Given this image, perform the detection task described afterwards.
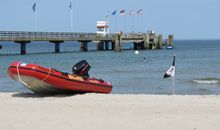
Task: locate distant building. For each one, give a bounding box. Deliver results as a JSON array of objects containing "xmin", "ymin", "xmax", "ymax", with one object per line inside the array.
[{"xmin": 96, "ymin": 21, "xmax": 109, "ymax": 36}]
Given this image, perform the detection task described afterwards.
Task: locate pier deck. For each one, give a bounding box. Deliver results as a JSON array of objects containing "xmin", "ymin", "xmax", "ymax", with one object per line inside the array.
[{"xmin": 0, "ymin": 31, "xmax": 174, "ymax": 54}]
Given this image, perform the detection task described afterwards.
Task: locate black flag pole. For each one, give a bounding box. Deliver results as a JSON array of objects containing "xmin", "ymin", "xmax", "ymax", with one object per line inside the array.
[
  {"xmin": 172, "ymin": 55, "xmax": 176, "ymax": 95},
  {"xmin": 164, "ymin": 55, "xmax": 176, "ymax": 95}
]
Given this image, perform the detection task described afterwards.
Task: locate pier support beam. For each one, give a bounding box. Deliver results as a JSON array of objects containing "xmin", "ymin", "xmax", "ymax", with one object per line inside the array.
[
  {"xmin": 167, "ymin": 34, "xmax": 174, "ymax": 47},
  {"xmin": 111, "ymin": 42, "xmax": 115, "ymax": 50},
  {"xmin": 151, "ymin": 34, "xmax": 156, "ymax": 50},
  {"xmin": 96, "ymin": 42, "xmax": 104, "ymax": 51},
  {"xmin": 0, "ymin": 45, "xmax": 2, "ymax": 49},
  {"xmin": 146, "ymin": 32, "xmax": 156, "ymax": 50},
  {"xmin": 144, "ymin": 33, "xmax": 150, "ymax": 50},
  {"xmin": 134, "ymin": 42, "xmax": 145, "ymax": 50},
  {"xmin": 55, "ymin": 43, "xmax": 60, "ymax": 53},
  {"xmin": 50, "ymin": 41, "xmax": 64, "ymax": 53},
  {"xmin": 20, "ymin": 43, "xmax": 27, "ymax": 55},
  {"xmin": 79, "ymin": 41, "xmax": 88, "ymax": 51},
  {"xmin": 15, "ymin": 41, "xmax": 30, "ymax": 55},
  {"xmin": 154, "ymin": 38, "xmax": 159, "ymax": 49},
  {"xmin": 158, "ymin": 35, "xmax": 163, "ymax": 49},
  {"xmin": 104, "ymin": 41, "xmax": 109, "ymax": 50},
  {"xmin": 140, "ymin": 42, "xmax": 145, "ymax": 50},
  {"xmin": 133, "ymin": 42, "xmax": 138, "ymax": 50},
  {"xmin": 114, "ymin": 33, "xmax": 122, "ymax": 52},
  {"xmin": 114, "ymin": 40, "xmax": 122, "ymax": 52}
]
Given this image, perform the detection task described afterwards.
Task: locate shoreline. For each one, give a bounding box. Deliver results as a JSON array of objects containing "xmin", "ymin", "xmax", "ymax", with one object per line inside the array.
[{"xmin": 1, "ymin": 93, "xmax": 220, "ymax": 130}]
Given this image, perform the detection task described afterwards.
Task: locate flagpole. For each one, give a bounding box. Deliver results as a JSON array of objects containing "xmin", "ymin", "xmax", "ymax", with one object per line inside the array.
[
  {"xmin": 141, "ymin": 15, "xmax": 143, "ymax": 32},
  {"xmin": 132, "ymin": 15, "xmax": 134, "ymax": 33},
  {"xmin": 105, "ymin": 13, "xmax": 109, "ymax": 32},
  {"xmin": 129, "ymin": 10, "xmax": 134, "ymax": 33},
  {"xmin": 172, "ymin": 55, "xmax": 176, "ymax": 95},
  {"xmin": 71, "ymin": 8, "xmax": 73, "ymax": 32},
  {"xmin": 124, "ymin": 16, "xmax": 126, "ymax": 33},
  {"xmin": 172, "ymin": 76, "xmax": 175, "ymax": 95},
  {"xmin": 137, "ymin": 9, "xmax": 143, "ymax": 32},
  {"xmin": 111, "ymin": 10, "xmax": 117, "ymax": 33},
  {"xmin": 120, "ymin": 9, "xmax": 126, "ymax": 33},
  {"xmin": 34, "ymin": 12, "xmax": 37, "ymax": 32},
  {"xmin": 115, "ymin": 15, "xmax": 117, "ymax": 32},
  {"xmin": 139, "ymin": 15, "xmax": 143, "ymax": 32},
  {"xmin": 70, "ymin": 0, "xmax": 73, "ymax": 32}
]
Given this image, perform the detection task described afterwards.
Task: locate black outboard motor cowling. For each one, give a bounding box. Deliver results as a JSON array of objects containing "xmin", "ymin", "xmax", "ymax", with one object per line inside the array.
[{"xmin": 72, "ymin": 60, "xmax": 91, "ymax": 77}]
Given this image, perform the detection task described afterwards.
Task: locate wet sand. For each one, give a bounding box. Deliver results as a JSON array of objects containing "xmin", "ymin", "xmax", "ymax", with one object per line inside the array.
[{"xmin": 1, "ymin": 93, "xmax": 220, "ymax": 130}]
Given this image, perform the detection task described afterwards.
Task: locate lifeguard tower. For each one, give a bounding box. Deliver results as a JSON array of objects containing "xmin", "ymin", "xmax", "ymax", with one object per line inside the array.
[{"xmin": 96, "ymin": 21, "xmax": 109, "ymax": 36}]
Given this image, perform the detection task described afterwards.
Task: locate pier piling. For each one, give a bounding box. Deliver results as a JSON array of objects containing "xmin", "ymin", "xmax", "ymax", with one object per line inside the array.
[
  {"xmin": 133, "ymin": 42, "xmax": 138, "ymax": 50},
  {"xmin": 104, "ymin": 41, "xmax": 109, "ymax": 50},
  {"xmin": 134, "ymin": 42, "xmax": 145, "ymax": 50},
  {"xmin": 158, "ymin": 35, "xmax": 163, "ymax": 49},
  {"xmin": 50, "ymin": 41, "xmax": 64, "ymax": 53},
  {"xmin": 15, "ymin": 41, "xmax": 30, "ymax": 55},
  {"xmin": 167, "ymin": 35, "xmax": 174, "ymax": 47},
  {"xmin": 111, "ymin": 42, "xmax": 115, "ymax": 50},
  {"xmin": 144, "ymin": 33, "xmax": 150, "ymax": 49},
  {"xmin": 114, "ymin": 33, "xmax": 122, "ymax": 52},
  {"xmin": 79, "ymin": 41, "xmax": 88, "ymax": 51},
  {"xmin": 96, "ymin": 42, "xmax": 104, "ymax": 51}
]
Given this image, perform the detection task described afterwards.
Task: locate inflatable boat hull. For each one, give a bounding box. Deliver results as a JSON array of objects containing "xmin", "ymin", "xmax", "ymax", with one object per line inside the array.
[{"xmin": 8, "ymin": 62, "xmax": 112, "ymax": 94}]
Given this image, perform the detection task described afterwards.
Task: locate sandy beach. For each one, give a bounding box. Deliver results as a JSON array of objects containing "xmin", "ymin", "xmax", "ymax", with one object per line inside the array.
[{"xmin": 1, "ymin": 93, "xmax": 220, "ymax": 130}]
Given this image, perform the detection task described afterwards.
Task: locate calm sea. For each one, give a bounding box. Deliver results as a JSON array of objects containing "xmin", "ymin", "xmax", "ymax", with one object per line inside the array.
[{"xmin": 1, "ymin": 40, "xmax": 220, "ymax": 95}]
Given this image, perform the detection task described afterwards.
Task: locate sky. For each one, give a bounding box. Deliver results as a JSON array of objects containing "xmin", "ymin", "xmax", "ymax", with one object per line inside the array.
[{"xmin": 0, "ymin": 0, "xmax": 219, "ymax": 40}]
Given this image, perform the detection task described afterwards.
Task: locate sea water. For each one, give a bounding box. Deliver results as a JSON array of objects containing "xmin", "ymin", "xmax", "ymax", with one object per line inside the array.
[{"xmin": 1, "ymin": 40, "xmax": 220, "ymax": 95}]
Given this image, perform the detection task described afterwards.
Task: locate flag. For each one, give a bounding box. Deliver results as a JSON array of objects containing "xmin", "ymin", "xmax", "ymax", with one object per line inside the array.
[
  {"xmin": 164, "ymin": 55, "xmax": 175, "ymax": 78},
  {"xmin": 32, "ymin": 2, "xmax": 36, "ymax": 12},
  {"xmin": 112, "ymin": 10, "xmax": 116, "ymax": 15},
  {"xmin": 120, "ymin": 9, "xmax": 125, "ymax": 16},
  {"xmin": 129, "ymin": 10, "xmax": 134, "ymax": 16},
  {"xmin": 69, "ymin": 1, "xmax": 72, "ymax": 9},
  {"xmin": 137, "ymin": 9, "xmax": 143, "ymax": 15}
]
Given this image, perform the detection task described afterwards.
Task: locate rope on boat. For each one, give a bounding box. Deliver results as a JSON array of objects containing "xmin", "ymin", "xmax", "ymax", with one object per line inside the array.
[
  {"xmin": 16, "ymin": 62, "xmax": 32, "ymax": 89},
  {"xmin": 40, "ymin": 68, "xmax": 51, "ymax": 82},
  {"xmin": 16, "ymin": 62, "xmax": 51, "ymax": 89}
]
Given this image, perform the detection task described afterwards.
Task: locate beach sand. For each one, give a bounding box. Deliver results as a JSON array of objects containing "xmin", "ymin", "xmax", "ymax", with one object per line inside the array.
[{"xmin": 1, "ymin": 93, "xmax": 220, "ymax": 130}]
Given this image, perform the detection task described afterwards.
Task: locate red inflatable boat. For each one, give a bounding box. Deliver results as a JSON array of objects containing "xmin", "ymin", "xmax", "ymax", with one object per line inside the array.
[{"xmin": 8, "ymin": 61, "xmax": 112, "ymax": 94}]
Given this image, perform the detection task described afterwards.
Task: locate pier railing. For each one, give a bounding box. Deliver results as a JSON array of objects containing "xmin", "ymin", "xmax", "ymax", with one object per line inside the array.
[
  {"xmin": 0, "ymin": 31, "xmax": 112, "ymax": 41},
  {"xmin": 0, "ymin": 31, "xmax": 150, "ymax": 42}
]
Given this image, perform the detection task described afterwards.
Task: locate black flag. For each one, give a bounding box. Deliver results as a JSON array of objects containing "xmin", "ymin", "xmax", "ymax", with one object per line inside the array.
[
  {"xmin": 164, "ymin": 56, "xmax": 175, "ymax": 78},
  {"xmin": 32, "ymin": 2, "xmax": 36, "ymax": 12}
]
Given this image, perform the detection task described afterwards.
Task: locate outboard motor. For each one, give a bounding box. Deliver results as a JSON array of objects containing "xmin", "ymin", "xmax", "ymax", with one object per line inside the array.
[{"xmin": 72, "ymin": 60, "xmax": 91, "ymax": 77}]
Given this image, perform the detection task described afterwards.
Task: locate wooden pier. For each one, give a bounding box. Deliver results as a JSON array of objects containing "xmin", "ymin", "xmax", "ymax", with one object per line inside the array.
[{"xmin": 0, "ymin": 31, "xmax": 174, "ymax": 54}]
